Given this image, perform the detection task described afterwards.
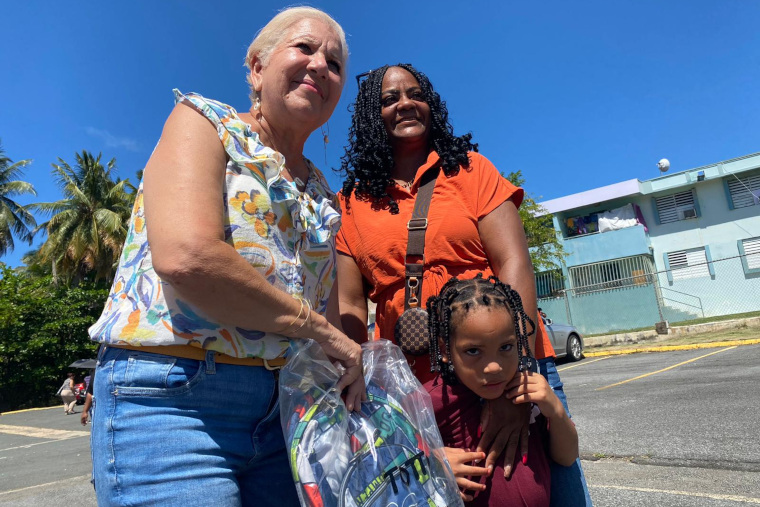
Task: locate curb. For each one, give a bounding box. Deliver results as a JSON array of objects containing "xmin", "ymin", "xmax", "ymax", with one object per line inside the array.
[
  {"xmin": 585, "ymin": 338, "xmax": 760, "ymax": 357},
  {"xmin": 583, "ymin": 317, "xmax": 760, "ymax": 348},
  {"xmin": 0, "ymin": 406, "xmax": 59, "ymax": 416}
]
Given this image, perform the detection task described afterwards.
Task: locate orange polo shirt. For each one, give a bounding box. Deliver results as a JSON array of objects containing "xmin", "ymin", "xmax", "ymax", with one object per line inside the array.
[{"xmin": 337, "ymin": 151, "xmax": 555, "ymax": 383}]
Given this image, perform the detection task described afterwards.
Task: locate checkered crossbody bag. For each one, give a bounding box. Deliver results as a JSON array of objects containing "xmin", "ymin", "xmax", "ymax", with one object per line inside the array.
[{"xmin": 394, "ymin": 167, "xmax": 440, "ymax": 356}]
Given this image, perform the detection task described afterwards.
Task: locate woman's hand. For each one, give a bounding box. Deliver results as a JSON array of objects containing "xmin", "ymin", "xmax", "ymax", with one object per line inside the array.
[
  {"xmin": 477, "ymin": 395, "xmax": 530, "ymax": 478},
  {"xmin": 443, "ymin": 447, "xmax": 490, "ymax": 502},
  {"xmin": 313, "ymin": 327, "xmax": 366, "ymax": 412},
  {"xmin": 505, "ymin": 371, "xmax": 564, "ymax": 421}
]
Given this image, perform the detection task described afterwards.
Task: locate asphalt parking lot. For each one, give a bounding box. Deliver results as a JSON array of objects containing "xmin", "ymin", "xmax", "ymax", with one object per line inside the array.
[
  {"xmin": 1, "ymin": 342, "xmax": 759, "ymax": 506},
  {"xmin": 561, "ymin": 343, "xmax": 760, "ymax": 506}
]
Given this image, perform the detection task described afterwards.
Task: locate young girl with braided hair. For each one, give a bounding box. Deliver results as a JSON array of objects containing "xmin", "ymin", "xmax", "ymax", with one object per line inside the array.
[{"xmin": 425, "ymin": 274, "xmax": 578, "ymax": 505}]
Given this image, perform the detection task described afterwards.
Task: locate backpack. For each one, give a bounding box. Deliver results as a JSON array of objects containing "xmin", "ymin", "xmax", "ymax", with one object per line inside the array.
[{"xmin": 280, "ymin": 340, "xmax": 462, "ymax": 507}]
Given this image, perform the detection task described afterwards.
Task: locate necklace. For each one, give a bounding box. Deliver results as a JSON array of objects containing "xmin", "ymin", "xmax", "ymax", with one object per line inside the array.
[
  {"xmin": 395, "ymin": 178, "xmax": 414, "ymax": 190},
  {"xmin": 286, "ymin": 157, "xmax": 310, "ymax": 192}
]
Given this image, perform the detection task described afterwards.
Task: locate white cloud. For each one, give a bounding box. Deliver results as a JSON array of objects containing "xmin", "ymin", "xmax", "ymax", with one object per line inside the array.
[{"xmin": 85, "ymin": 127, "xmax": 139, "ymax": 152}]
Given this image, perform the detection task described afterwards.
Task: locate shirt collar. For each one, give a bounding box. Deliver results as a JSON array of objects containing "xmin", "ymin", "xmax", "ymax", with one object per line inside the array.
[{"xmin": 390, "ymin": 150, "xmax": 441, "ymax": 196}]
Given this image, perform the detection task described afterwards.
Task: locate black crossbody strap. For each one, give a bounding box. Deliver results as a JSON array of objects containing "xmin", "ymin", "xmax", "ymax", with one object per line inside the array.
[{"xmin": 403, "ymin": 167, "xmax": 440, "ymax": 310}]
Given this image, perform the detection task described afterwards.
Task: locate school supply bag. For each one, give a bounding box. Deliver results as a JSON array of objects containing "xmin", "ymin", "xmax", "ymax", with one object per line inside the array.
[{"xmin": 279, "ymin": 339, "xmax": 462, "ymax": 507}]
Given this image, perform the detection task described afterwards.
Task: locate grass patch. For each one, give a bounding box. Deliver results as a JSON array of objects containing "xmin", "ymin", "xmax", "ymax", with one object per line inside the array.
[
  {"xmin": 584, "ymin": 326, "xmax": 653, "ymax": 338},
  {"xmin": 587, "ymin": 326, "xmax": 760, "ymax": 354},
  {"xmin": 583, "ymin": 311, "xmax": 760, "ymax": 338},
  {"xmin": 669, "ymin": 310, "xmax": 760, "ymax": 327}
]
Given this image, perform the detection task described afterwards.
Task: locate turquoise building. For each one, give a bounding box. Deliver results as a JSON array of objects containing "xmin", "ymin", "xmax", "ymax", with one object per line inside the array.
[{"xmin": 535, "ymin": 152, "xmax": 760, "ymax": 335}]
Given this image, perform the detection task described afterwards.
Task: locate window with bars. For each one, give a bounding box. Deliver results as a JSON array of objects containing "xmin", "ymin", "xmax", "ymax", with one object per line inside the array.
[
  {"xmin": 653, "ymin": 190, "xmax": 699, "ymax": 224},
  {"xmin": 726, "ymin": 172, "xmax": 760, "ymax": 209},
  {"xmin": 535, "ymin": 269, "xmax": 565, "ymax": 298},
  {"xmin": 568, "ymin": 255, "xmax": 655, "ymax": 294},
  {"xmin": 738, "ymin": 237, "xmax": 760, "ymax": 274},
  {"xmin": 665, "ymin": 248, "xmax": 712, "ymax": 281}
]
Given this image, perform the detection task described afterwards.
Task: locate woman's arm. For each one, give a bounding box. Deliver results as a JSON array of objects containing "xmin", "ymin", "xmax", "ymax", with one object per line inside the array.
[
  {"xmin": 337, "ymin": 253, "xmax": 370, "ymax": 344},
  {"xmin": 143, "ymin": 102, "xmax": 363, "ymax": 400},
  {"xmin": 145, "ymin": 102, "xmax": 314, "ymax": 336},
  {"xmin": 478, "ymin": 198, "xmax": 538, "ymax": 352},
  {"xmin": 475, "ymin": 197, "xmax": 538, "ymax": 475},
  {"xmin": 80, "ymin": 394, "xmax": 93, "ymax": 426}
]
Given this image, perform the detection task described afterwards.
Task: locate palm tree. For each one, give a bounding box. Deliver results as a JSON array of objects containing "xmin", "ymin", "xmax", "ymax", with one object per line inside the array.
[
  {"xmin": 0, "ymin": 141, "xmax": 37, "ymax": 257},
  {"xmin": 17, "ymin": 247, "xmax": 52, "ymax": 278},
  {"xmin": 30, "ymin": 151, "xmax": 134, "ymax": 284}
]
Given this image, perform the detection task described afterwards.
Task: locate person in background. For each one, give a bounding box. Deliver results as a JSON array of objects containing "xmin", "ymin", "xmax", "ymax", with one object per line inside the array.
[
  {"xmin": 80, "ymin": 369, "xmax": 94, "ymax": 426},
  {"xmin": 88, "ymin": 7, "xmax": 362, "ymax": 506},
  {"xmin": 57, "ymin": 372, "xmax": 77, "ymax": 415}
]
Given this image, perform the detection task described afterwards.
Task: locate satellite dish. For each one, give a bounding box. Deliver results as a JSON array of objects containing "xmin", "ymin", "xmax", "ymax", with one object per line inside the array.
[{"xmin": 657, "ymin": 159, "xmax": 670, "ymax": 172}]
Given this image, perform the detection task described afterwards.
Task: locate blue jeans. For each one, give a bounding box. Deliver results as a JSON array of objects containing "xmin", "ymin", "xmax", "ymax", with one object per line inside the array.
[
  {"xmin": 539, "ymin": 357, "xmax": 593, "ymax": 507},
  {"xmin": 92, "ymin": 346, "xmax": 300, "ymax": 507}
]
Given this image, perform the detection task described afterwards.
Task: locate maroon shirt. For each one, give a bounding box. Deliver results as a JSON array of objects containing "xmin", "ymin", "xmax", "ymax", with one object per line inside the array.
[{"xmin": 426, "ymin": 377, "xmax": 551, "ymax": 506}]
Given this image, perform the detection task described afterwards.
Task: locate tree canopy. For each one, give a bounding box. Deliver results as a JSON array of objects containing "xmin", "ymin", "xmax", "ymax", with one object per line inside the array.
[
  {"xmin": 29, "ymin": 151, "xmax": 134, "ymax": 284},
  {"xmin": 0, "ymin": 264, "xmax": 106, "ymax": 411},
  {"xmin": 0, "ymin": 141, "xmax": 36, "ymax": 257},
  {"xmin": 504, "ymin": 170, "xmax": 566, "ymax": 272}
]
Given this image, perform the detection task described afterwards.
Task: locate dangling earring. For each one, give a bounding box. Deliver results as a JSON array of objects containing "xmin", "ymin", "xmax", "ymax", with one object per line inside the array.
[
  {"xmin": 253, "ymin": 94, "xmax": 261, "ymax": 111},
  {"xmin": 321, "ymin": 122, "xmax": 330, "ymax": 164}
]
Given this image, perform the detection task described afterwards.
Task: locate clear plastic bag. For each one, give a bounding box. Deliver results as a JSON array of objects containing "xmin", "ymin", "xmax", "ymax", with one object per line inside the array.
[{"xmin": 280, "ymin": 339, "xmax": 463, "ymax": 507}]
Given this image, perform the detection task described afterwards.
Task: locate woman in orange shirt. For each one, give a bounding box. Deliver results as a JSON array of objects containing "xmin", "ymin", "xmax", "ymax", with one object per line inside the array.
[{"xmin": 337, "ymin": 63, "xmax": 591, "ymax": 505}]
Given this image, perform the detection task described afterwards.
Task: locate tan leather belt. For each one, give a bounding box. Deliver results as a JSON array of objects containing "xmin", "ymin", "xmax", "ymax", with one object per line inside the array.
[{"xmin": 109, "ymin": 344, "xmax": 287, "ymax": 370}]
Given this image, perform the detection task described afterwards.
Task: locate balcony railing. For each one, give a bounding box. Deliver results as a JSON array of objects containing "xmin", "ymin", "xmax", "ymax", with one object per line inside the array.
[{"xmin": 563, "ymin": 224, "xmax": 651, "ymax": 266}]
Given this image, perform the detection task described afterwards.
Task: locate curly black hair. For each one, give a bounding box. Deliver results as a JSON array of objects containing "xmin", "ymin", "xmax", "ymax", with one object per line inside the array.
[
  {"xmin": 340, "ymin": 63, "xmax": 478, "ymax": 214},
  {"xmin": 427, "ymin": 274, "xmax": 536, "ymax": 385}
]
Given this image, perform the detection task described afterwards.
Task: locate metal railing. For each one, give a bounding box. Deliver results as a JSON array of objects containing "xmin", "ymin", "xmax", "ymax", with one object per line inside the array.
[
  {"xmin": 659, "ymin": 286, "xmax": 704, "ymax": 319},
  {"xmin": 537, "ymin": 253, "xmax": 759, "ymax": 335}
]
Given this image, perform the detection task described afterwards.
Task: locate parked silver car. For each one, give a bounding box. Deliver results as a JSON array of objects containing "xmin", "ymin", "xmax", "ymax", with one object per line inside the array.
[{"xmin": 541, "ymin": 313, "xmax": 584, "ymax": 361}]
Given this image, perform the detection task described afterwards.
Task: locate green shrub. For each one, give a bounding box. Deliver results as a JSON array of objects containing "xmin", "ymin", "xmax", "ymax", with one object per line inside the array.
[{"xmin": 0, "ymin": 265, "xmax": 107, "ymax": 411}]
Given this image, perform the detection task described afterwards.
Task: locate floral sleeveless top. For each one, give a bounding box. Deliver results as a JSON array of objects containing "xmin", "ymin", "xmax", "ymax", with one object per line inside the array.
[{"xmin": 88, "ymin": 90, "xmax": 341, "ymax": 359}]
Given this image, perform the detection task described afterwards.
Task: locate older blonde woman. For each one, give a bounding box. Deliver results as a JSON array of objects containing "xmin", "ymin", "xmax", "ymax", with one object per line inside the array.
[{"xmin": 88, "ymin": 7, "xmax": 360, "ymax": 506}]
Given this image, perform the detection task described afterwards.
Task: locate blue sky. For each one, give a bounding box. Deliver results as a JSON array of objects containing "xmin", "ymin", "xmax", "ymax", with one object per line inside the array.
[{"xmin": 2, "ymin": 0, "xmax": 759, "ymax": 267}]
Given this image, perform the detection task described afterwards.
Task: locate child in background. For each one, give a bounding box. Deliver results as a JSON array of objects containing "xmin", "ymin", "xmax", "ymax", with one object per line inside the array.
[{"xmin": 425, "ymin": 274, "xmax": 579, "ymax": 505}]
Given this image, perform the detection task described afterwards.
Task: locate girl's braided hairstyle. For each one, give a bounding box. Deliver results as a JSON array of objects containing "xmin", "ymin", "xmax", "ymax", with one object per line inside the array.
[
  {"xmin": 340, "ymin": 63, "xmax": 478, "ymax": 214},
  {"xmin": 427, "ymin": 274, "xmax": 536, "ymax": 385}
]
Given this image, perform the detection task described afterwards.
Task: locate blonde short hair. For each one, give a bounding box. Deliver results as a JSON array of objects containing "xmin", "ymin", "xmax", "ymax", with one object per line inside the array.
[{"xmin": 244, "ymin": 6, "xmax": 348, "ymax": 105}]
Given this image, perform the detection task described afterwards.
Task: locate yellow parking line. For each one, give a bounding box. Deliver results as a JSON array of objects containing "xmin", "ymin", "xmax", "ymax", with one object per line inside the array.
[
  {"xmin": 1, "ymin": 406, "xmax": 59, "ymax": 415},
  {"xmin": 557, "ymin": 356, "xmax": 610, "ymax": 372},
  {"xmin": 596, "ymin": 346, "xmax": 736, "ymax": 391},
  {"xmin": 0, "ymin": 440, "xmax": 76, "ymax": 452},
  {"xmin": 585, "ymin": 338, "xmax": 760, "ymax": 357},
  {"xmin": 0, "ymin": 475, "xmax": 92, "ymax": 497},
  {"xmin": 591, "ymin": 484, "xmax": 760, "ymax": 503},
  {"xmin": 0, "ymin": 424, "xmax": 89, "ymax": 439}
]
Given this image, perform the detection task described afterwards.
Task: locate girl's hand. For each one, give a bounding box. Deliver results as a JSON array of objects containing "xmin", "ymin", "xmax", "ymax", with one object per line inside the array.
[
  {"xmin": 444, "ymin": 447, "xmax": 490, "ymax": 502},
  {"xmin": 506, "ymin": 372, "xmax": 580, "ymax": 467},
  {"xmin": 505, "ymin": 371, "xmax": 564, "ymax": 420}
]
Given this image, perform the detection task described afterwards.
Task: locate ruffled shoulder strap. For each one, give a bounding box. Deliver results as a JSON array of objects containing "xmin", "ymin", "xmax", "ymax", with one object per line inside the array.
[{"xmin": 173, "ymin": 89, "xmax": 276, "ymax": 186}]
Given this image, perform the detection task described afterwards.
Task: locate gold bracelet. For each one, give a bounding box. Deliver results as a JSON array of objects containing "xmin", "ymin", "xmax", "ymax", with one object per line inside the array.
[
  {"xmin": 281, "ymin": 298, "xmax": 305, "ymax": 334},
  {"xmin": 293, "ymin": 299, "xmax": 312, "ymax": 333}
]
